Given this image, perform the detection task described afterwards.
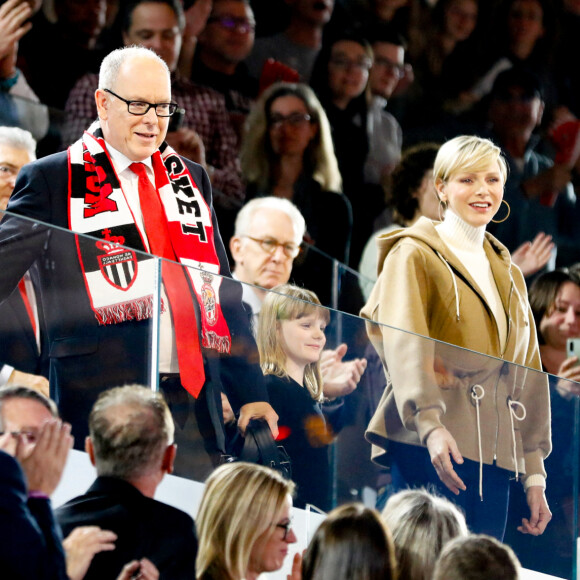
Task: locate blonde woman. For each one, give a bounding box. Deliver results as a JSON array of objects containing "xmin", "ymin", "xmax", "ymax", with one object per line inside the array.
[
  {"xmin": 196, "ymin": 462, "xmax": 296, "ymax": 580},
  {"xmin": 257, "ymin": 284, "xmax": 334, "ymax": 511},
  {"xmin": 363, "ymin": 135, "xmax": 551, "ymax": 539},
  {"xmin": 382, "ymin": 488, "xmax": 468, "ymax": 580}
]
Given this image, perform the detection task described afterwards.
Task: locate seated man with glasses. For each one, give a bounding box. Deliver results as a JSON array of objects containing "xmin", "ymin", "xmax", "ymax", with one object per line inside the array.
[
  {"xmin": 227, "ymin": 196, "xmax": 366, "ymax": 409},
  {"xmin": 229, "ymin": 196, "xmax": 306, "ymax": 328},
  {"xmin": 0, "ymin": 46, "xmax": 278, "ymax": 481}
]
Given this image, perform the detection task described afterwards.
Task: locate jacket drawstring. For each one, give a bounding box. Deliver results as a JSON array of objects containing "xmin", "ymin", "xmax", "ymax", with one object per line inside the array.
[
  {"xmin": 436, "ymin": 251, "xmax": 460, "ymax": 321},
  {"xmin": 507, "ymin": 397, "xmax": 526, "ymax": 481},
  {"xmin": 470, "ymin": 384, "xmax": 485, "ymax": 500}
]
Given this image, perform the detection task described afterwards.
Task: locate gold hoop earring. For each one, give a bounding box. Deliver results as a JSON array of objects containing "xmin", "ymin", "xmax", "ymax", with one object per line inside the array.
[
  {"xmin": 491, "ymin": 200, "xmax": 510, "ymax": 224},
  {"xmin": 438, "ymin": 199, "xmax": 447, "ymax": 222}
]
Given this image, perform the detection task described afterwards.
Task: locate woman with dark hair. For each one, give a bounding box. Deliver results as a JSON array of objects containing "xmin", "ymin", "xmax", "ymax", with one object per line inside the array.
[
  {"xmin": 240, "ymin": 81, "xmax": 351, "ymax": 305},
  {"xmin": 503, "ymin": 268, "xmax": 580, "ymax": 577},
  {"xmin": 358, "ymin": 142, "xmax": 440, "ymax": 300},
  {"xmin": 302, "ymin": 503, "xmax": 397, "ymax": 580}
]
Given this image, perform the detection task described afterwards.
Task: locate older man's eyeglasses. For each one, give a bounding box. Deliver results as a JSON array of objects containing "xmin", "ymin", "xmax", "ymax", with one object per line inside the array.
[
  {"xmin": 104, "ymin": 89, "xmax": 179, "ymax": 117},
  {"xmin": 243, "ymin": 235, "xmax": 301, "ymax": 258},
  {"xmin": 275, "ymin": 519, "xmax": 293, "ymax": 540}
]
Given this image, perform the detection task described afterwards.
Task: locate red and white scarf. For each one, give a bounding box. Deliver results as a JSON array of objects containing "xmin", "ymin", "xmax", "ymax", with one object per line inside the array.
[{"xmin": 67, "ymin": 121, "xmax": 231, "ymax": 354}]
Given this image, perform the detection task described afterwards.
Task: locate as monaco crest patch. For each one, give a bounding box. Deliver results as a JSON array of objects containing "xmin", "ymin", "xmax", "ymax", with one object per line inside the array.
[{"xmin": 96, "ymin": 237, "xmax": 138, "ymax": 291}]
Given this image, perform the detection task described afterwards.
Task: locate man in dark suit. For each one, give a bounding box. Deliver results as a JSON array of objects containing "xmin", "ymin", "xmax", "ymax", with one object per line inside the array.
[
  {"xmin": 0, "ymin": 45, "xmax": 277, "ymax": 481},
  {"xmin": 57, "ymin": 384, "xmax": 196, "ymax": 580},
  {"xmin": 0, "ymin": 126, "xmax": 48, "ymax": 395}
]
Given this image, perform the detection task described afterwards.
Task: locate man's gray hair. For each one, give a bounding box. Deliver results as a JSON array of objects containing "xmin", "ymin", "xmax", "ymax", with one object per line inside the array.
[
  {"xmin": 234, "ymin": 197, "xmax": 306, "ymax": 246},
  {"xmin": 0, "ymin": 127, "xmax": 36, "ymax": 160},
  {"xmin": 89, "ymin": 384, "xmax": 175, "ymax": 480},
  {"xmin": 98, "ymin": 46, "xmax": 170, "ymax": 90}
]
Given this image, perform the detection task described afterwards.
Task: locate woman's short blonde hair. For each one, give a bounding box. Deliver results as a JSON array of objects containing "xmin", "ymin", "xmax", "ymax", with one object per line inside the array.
[
  {"xmin": 381, "ymin": 488, "xmax": 469, "ymax": 580},
  {"xmin": 196, "ymin": 462, "xmax": 295, "ymax": 580},
  {"xmin": 433, "ymin": 135, "xmax": 508, "ymax": 188},
  {"xmin": 257, "ymin": 284, "xmax": 330, "ymax": 402}
]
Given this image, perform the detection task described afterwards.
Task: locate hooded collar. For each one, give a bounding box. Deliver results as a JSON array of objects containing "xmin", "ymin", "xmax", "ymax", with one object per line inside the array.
[{"xmin": 375, "ymin": 217, "xmax": 515, "ymax": 316}]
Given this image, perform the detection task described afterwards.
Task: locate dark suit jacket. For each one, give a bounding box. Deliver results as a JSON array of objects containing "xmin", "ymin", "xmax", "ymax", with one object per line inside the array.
[
  {"xmin": 0, "ymin": 284, "xmax": 45, "ymax": 379},
  {"xmin": 56, "ymin": 476, "xmax": 197, "ymax": 580},
  {"xmin": 0, "ymin": 150, "xmax": 267, "ymax": 457},
  {"xmin": 0, "ymin": 451, "xmax": 67, "ymax": 580}
]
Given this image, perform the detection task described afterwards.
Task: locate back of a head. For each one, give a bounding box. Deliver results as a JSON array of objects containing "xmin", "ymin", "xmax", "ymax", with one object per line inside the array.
[
  {"xmin": 88, "ymin": 384, "xmax": 174, "ymax": 480},
  {"xmin": 382, "ymin": 488, "xmax": 468, "ymax": 580},
  {"xmin": 196, "ymin": 462, "xmax": 295, "ymax": 580},
  {"xmin": 388, "ymin": 142, "xmax": 440, "ymax": 223},
  {"xmin": 433, "ymin": 534, "xmax": 521, "ymax": 580},
  {"xmin": 302, "ymin": 503, "xmax": 397, "ymax": 580}
]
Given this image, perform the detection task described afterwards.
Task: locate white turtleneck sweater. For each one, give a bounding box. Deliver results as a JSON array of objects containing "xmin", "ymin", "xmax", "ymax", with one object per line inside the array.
[{"xmin": 436, "ymin": 211, "xmax": 508, "ymax": 352}]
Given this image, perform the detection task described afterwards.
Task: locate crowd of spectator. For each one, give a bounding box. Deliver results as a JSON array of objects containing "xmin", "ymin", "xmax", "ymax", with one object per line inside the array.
[
  {"xmin": 2, "ymin": 0, "xmax": 580, "ymax": 578},
  {"xmin": 0, "ymin": 382, "xmax": 529, "ymax": 580},
  {"xmin": 4, "ymin": 0, "xmax": 580, "ymax": 287}
]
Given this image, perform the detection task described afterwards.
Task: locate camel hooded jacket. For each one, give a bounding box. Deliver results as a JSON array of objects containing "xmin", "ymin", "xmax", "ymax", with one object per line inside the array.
[{"xmin": 361, "ymin": 217, "xmax": 551, "ymax": 481}]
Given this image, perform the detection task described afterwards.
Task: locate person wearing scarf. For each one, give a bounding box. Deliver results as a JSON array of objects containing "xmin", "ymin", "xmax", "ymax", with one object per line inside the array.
[
  {"xmin": 0, "ymin": 46, "xmax": 277, "ymax": 480},
  {"xmin": 362, "ymin": 136, "xmax": 551, "ymax": 541}
]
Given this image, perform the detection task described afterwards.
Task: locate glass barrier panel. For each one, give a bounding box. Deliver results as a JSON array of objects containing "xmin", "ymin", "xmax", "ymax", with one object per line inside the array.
[
  {"xmin": 0, "ymin": 209, "xmax": 161, "ymax": 447},
  {"xmin": 291, "ymin": 242, "xmax": 370, "ymax": 317},
  {"xmin": 1, "ymin": 208, "xmax": 577, "ymax": 579}
]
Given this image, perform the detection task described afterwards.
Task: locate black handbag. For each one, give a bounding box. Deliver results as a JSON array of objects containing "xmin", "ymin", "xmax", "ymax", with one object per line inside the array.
[{"xmin": 221, "ymin": 418, "xmax": 292, "ymax": 480}]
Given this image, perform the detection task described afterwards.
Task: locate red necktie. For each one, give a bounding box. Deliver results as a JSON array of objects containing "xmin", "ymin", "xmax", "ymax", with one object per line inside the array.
[
  {"xmin": 18, "ymin": 278, "xmax": 37, "ymax": 339},
  {"xmin": 129, "ymin": 162, "xmax": 205, "ymax": 397}
]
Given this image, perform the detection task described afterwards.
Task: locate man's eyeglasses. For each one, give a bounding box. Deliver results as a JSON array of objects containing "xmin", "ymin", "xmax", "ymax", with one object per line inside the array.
[
  {"xmin": 268, "ymin": 112, "xmax": 312, "ymax": 129},
  {"xmin": 275, "ymin": 520, "xmax": 293, "ymax": 541},
  {"xmin": 329, "ymin": 57, "xmax": 372, "ymax": 72},
  {"xmin": 207, "ymin": 16, "xmax": 256, "ymax": 33},
  {"xmin": 373, "ymin": 57, "xmax": 405, "ymax": 79},
  {"xmin": 104, "ymin": 89, "xmax": 179, "ymax": 117},
  {"xmin": 243, "ymin": 235, "xmax": 301, "ymax": 258}
]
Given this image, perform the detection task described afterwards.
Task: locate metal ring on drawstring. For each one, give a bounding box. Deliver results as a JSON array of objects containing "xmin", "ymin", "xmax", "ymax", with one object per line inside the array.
[
  {"xmin": 507, "ymin": 396, "xmax": 527, "ymax": 482},
  {"xmin": 471, "ymin": 385, "xmax": 485, "ymax": 501}
]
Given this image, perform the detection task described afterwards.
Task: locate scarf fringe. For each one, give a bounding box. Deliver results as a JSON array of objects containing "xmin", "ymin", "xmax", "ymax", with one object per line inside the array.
[{"xmin": 94, "ymin": 295, "xmax": 156, "ymax": 325}]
